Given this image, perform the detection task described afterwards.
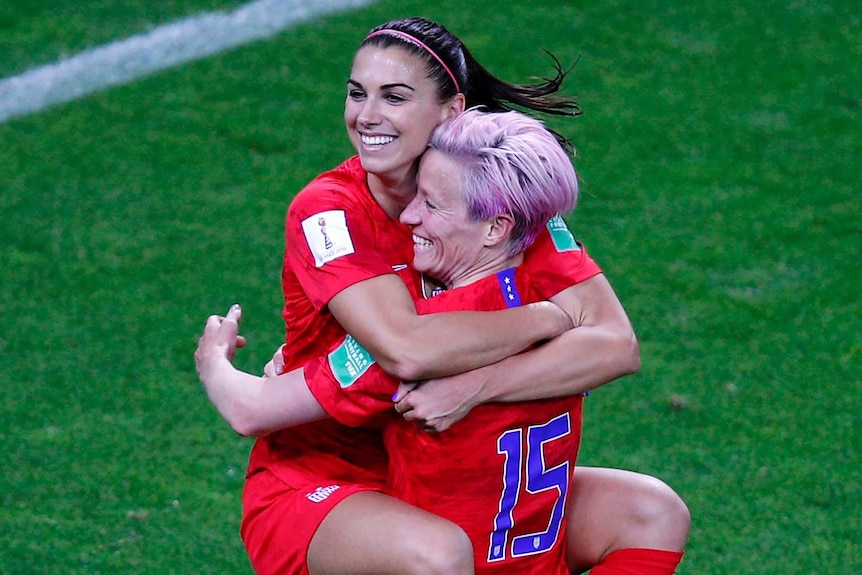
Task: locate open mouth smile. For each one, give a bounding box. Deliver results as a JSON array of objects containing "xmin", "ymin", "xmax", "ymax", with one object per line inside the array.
[{"xmin": 360, "ymin": 134, "xmax": 396, "ymax": 146}]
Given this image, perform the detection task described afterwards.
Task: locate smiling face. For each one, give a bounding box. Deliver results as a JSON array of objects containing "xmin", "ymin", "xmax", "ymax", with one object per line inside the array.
[
  {"xmin": 344, "ymin": 46, "xmax": 462, "ymax": 187},
  {"xmin": 400, "ymin": 149, "xmax": 500, "ymax": 289}
]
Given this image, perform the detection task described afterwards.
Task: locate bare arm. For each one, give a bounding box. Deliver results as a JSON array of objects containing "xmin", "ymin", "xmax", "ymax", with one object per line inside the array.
[
  {"xmin": 479, "ymin": 273, "xmax": 640, "ymax": 401},
  {"xmin": 394, "ymin": 274, "xmax": 639, "ymax": 430},
  {"xmin": 195, "ymin": 306, "xmax": 327, "ymax": 436},
  {"xmin": 328, "ymin": 273, "xmax": 572, "ymax": 381}
]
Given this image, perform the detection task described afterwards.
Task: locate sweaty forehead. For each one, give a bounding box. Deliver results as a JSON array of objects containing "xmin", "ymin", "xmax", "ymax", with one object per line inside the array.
[{"xmin": 351, "ymin": 45, "xmax": 428, "ymax": 83}]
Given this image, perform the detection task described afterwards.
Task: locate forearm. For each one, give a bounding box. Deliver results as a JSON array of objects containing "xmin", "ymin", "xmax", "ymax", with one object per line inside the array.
[
  {"xmin": 392, "ymin": 303, "xmax": 570, "ymax": 380},
  {"xmin": 475, "ymin": 323, "xmax": 639, "ymax": 403},
  {"xmin": 200, "ymin": 357, "xmax": 326, "ymax": 436},
  {"xmin": 471, "ymin": 273, "xmax": 641, "ymax": 403},
  {"xmin": 330, "ymin": 274, "xmax": 570, "ymax": 381}
]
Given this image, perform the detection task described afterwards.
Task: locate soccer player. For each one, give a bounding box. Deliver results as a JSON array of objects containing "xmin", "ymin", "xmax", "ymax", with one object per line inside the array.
[
  {"xmin": 298, "ymin": 108, "xmax": 583, "ymax": 574},
  {"xmin": 196, "ymin": 17, "xmax": 688, "ymax": 575}
]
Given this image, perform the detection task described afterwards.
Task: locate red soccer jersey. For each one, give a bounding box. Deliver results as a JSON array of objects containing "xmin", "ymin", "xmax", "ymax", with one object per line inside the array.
[
  {"xmin": 521, "ymin": 213, "xmax": 601, "ymax": 298},
  {"xmin": 304, "ymin": 215, "xmax": 601, "ymax": 429},
  {"xmin": 252, "ymin": 154, "xmax": 599, "ymax": 508},
  {"xmin": 307, "ymin": 267, "xmax": 582, "ymax": 575},
  {"xmin": 247, "ymin": 156, "xmax": 418, "ymax": 489}
]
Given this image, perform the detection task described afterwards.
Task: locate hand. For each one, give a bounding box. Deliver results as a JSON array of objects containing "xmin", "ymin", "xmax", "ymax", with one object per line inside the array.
[
  {"xmin": 263, "ymin": 344, "xmax": 286, "ymax": 378},
  {"xmin": 392, "ymin": 368, "xmax": 488, "ymax": 433},
  {"xmin": 194, "ymin": 304, "xmax": 246, "ymax": 380}
]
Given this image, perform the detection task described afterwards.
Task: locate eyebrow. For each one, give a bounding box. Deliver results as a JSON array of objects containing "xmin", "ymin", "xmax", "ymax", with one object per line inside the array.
[{"xmin": 347, "ymin": 79, "xmax": 416, "ymax": 91}]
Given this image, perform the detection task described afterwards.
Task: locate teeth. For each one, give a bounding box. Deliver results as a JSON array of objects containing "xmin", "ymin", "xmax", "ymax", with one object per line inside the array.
[
  {"xmin": 413, "ymin": 234, "xmax": 433, "ymax": 248},
  {"xmin": 361, "ymin": 135, "xmax": 395, "ymax": 146}
]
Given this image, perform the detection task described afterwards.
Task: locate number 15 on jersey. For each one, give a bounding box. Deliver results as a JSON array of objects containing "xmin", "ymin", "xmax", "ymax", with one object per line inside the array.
[{"xmin": 488, "ymin": 412, "xmax": 572, "ymax": 562}]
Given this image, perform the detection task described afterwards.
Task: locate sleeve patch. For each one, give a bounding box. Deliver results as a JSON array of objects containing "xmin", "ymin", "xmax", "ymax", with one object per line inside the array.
[
  {"xmin": 547, "ymin": 215, "xmax": 582, "ymax": 252},
  {"xmin": 302, "ymin": 210, "xmax": 355, "ymax": 267},
  {"xmin": 327, "ymin": 335, "xmax": 376, "ymax": 388}
]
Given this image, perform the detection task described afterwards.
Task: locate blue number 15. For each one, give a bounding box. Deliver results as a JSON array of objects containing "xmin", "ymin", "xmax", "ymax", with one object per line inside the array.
[{"xmin": 488, "ymin": 412, "xmax": 571, "ymax": 562}]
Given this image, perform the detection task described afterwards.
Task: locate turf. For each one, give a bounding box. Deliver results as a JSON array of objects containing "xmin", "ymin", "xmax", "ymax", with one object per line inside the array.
[{"xmin": 1, "ymin": 0, "xmax": 859, "ymax": 573}]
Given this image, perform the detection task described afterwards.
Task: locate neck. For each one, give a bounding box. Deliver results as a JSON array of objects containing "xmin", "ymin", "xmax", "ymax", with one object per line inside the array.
[
  {"xmin": 446, "ymin": 251, "xmax": 524, "ymax": 290},
  {"xmin": 366, "ymin": 167, "xmax": 418, "ymax": 220}
]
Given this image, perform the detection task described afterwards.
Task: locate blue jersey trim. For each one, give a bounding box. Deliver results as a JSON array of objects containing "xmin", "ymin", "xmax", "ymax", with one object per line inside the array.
[{"xmin": 496, "ymin": 268, "xmax": 522, "ymax": 308}]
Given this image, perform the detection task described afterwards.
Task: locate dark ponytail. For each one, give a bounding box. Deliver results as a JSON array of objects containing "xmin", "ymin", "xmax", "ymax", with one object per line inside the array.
[
  {"xmin": 462, "ymin": 47, "xmax": 580, "ymax": 117},
  {"xmin": 360, "ymin": 18, "xmax": 580, "ymax": 150}
]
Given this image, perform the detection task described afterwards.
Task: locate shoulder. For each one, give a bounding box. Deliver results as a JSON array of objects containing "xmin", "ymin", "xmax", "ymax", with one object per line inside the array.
[
  {"xmin": 522, "ymin": 216, "xmax": 603, "ymax": 295},
  {"xmin": 289, "ymin": 156, "xmax": 369, "ymax": 216}
]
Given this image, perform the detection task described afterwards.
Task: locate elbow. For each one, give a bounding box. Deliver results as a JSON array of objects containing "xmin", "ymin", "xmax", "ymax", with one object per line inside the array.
[
  {"xmin": 375, "ymin": 353, "xmax": 427, "ymax": 382},
  {"xmin": 604, "ymin": 326, "xmax": 639, "ymax": 379},
  {"xmin": 230, "ymin": 418, "xmax": 264, "ymax": 438},
  {"xmin": 222, "ymin": 396, "xmax": 269, "ymax": 437},
  {"xmin": 622, "ymin": 330, "xmax": 641, "ymax": 376},
  {"xmin": 367, "ymin": 332, "xmax": 431, "ymax": 381},
  {"xmin": 225, "ymin": 406, "xmax": 259, "ymax": 437}
]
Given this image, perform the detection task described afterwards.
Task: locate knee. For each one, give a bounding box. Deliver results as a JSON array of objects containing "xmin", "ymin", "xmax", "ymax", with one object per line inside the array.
[
  {"xmin": 628, "ymin": 476, "xmax": 691, "ymax": 549},
  {"xmin": 407, "ymin": 523, "xmax": 474, "ymax": 575}
]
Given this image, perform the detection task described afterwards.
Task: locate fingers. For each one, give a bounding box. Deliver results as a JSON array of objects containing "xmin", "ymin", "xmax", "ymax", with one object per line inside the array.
[
  {"xmin": 392, "ymin": 381, "xmax": 417, "ymax": 403},
  {"xmin": 272, "ymin": 344, "xmax": 285, "ymax": 375},
  {"xmin": 225, "ymin": 303, "xmax": 242, "ymax": 323},
  {"xmin": 263, "ymin": 359, "xmax": 278, "ymax": 378},
  {"xmin": 197, "ymin": 304, "xmax": 243, "ymax": 361},
  {"xmin": 204, "ymin": 313, "xmax": 223, "ymax": 331}
]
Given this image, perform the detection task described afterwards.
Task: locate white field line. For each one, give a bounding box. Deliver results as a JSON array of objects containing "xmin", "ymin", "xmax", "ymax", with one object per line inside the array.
[{"xmin": 0, "ymin": 0, "xmax": 374, "ymax": 123}]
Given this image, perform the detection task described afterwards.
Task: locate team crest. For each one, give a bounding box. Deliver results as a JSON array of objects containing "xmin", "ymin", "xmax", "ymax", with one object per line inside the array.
[{"xmin": 302, "ymin": 210, "xmax": 355, "ymax": 267}]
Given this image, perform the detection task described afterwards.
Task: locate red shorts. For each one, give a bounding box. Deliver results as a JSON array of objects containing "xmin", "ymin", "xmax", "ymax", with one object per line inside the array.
[{"xmin": 240, "ymin": 469, "xmax": 383, "ymax": 575}]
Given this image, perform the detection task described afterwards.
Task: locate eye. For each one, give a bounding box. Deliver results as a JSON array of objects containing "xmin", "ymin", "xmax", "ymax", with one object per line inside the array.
[
  {"xmin": 424, "ymin": 199, "xmax": 437, "ymax": 210},
  {"xmin": 347, "ymin": 88, "xmax": 366, "ymax": 100},
  {"xmin": 384, "ymin": 92, "xmax": 408, "ymax": 104}
]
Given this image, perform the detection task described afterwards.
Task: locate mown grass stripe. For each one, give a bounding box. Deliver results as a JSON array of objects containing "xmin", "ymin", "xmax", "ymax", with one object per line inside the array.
[{"xmin": 0, "ymin": 0, "xmax": 374, "ymax": 123}]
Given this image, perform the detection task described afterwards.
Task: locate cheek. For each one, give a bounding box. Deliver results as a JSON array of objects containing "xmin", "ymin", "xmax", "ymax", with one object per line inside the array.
[
  {"xmin": 344, "ymin": 99, "xmax": 361, "ymax": 124},
  {"xmin": 404, "ymin": 111, "xmax": 443, "ymax": 142}
]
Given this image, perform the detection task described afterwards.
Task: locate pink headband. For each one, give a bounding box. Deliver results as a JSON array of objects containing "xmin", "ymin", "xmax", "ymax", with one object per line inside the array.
[{"xmin": 365, "ymin": 29, "xmax": 461, "ymax": 93}]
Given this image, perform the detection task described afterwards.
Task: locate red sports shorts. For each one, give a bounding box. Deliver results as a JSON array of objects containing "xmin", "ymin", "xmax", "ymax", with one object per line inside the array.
[{"xmin": 240, "ymin": 469, "xmax": 381, "ymax": 575}]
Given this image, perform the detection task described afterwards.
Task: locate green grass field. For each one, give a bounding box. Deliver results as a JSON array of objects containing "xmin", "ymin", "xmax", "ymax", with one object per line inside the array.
[{"xmin": 1, "ymin": 0, "xmax": 859, "ymax": 573}]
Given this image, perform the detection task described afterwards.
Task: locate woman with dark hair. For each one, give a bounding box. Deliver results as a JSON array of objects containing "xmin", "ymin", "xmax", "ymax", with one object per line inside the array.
[{"xmin": 197, "ymin": 17, "xmax": 688, "ymax": 575}]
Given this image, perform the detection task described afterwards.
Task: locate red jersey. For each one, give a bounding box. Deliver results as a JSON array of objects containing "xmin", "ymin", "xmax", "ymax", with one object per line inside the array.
[
  {"xmin": 251, "ymin": 154, "xmax": 600, "ymax": 502},
  {"xmin": 247, "ymin": 156, "xmax": 418, "ymax": 489},
  {"xmin": 306, "ymin": 267, "xmax": 582, "ymax": 575}
]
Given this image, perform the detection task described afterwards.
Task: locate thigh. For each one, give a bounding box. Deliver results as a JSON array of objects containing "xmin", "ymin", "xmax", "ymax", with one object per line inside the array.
[
  {"xmin": 241, "ymin": 469, "xmax": 377, "ymax": 575},
  {"xmin": 308, "ymin": 491, "xmax": 474, "ymax": 575},
  {"xmin": 565, "ymin": 467, "xmax": 690, "ymax": 574}
]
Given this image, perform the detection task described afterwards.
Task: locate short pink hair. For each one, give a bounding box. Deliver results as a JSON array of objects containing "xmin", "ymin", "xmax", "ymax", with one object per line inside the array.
[{"xmin": 428, "ymin": 108, "xmax": 578, "ymax": 255}]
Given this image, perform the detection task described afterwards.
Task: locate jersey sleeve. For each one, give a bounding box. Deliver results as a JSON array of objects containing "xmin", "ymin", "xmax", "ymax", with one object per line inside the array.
[
  {"xmin": 286, "ymin": 177, "xmax": 395, "ymax": 310},
  {"xmin": 303, "ymin": 335, "xmax": 398, "ymax": 428},
  {"xmin": 523, "ymin": 215, "xmax": 603, "ymax": 299}
]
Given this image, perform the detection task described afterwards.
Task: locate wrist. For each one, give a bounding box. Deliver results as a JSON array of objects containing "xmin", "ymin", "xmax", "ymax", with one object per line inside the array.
[
  {"xmin": 472, "ymin": 362, "xmax": 499, "ymax": 404},
  {"xmin": 199, "ymin": 354, "xmax": 234, "ymax": 384}
]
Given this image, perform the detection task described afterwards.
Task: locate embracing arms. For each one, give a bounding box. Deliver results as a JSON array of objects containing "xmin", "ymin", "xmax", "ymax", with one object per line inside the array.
[
  {"xmin": 194, "ymin": 287, "xmax": 572, "ymax": 437},
  {"xmin": 393, "ymin": 273, "xmax": 640, "ymax": 431},
  {"xmin": 328, "ymin": 273, "xmax": 571, "ymax": 381}
]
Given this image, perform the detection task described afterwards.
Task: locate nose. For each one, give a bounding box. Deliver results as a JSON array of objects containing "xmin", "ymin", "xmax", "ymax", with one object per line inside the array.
[
  {"xmin": 400, "ymin": 196, "xmax": 421, "ymax": 226},
  {"xmin": 357, "ymin": 96, "xmax": 381, "ymax": 126}
]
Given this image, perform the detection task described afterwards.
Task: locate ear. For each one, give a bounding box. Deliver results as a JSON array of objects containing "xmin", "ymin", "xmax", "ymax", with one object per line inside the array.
[
  {"xmin": 440, "ymin": 93, "xmax": 466, "ymax": 122},
  {"xmin": 484, "ymin": 214, "xmax": 516, "ymax": 249}
]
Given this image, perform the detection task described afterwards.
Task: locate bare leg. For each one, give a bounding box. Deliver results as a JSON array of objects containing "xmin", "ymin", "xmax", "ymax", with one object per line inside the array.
[
  {"xmin": 308, "ymin": 490, "xmax": 475, "ymax": 575},
  {"xmin": 566, "ymin": 467, "xmax": 690, "ymax": 574}
]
